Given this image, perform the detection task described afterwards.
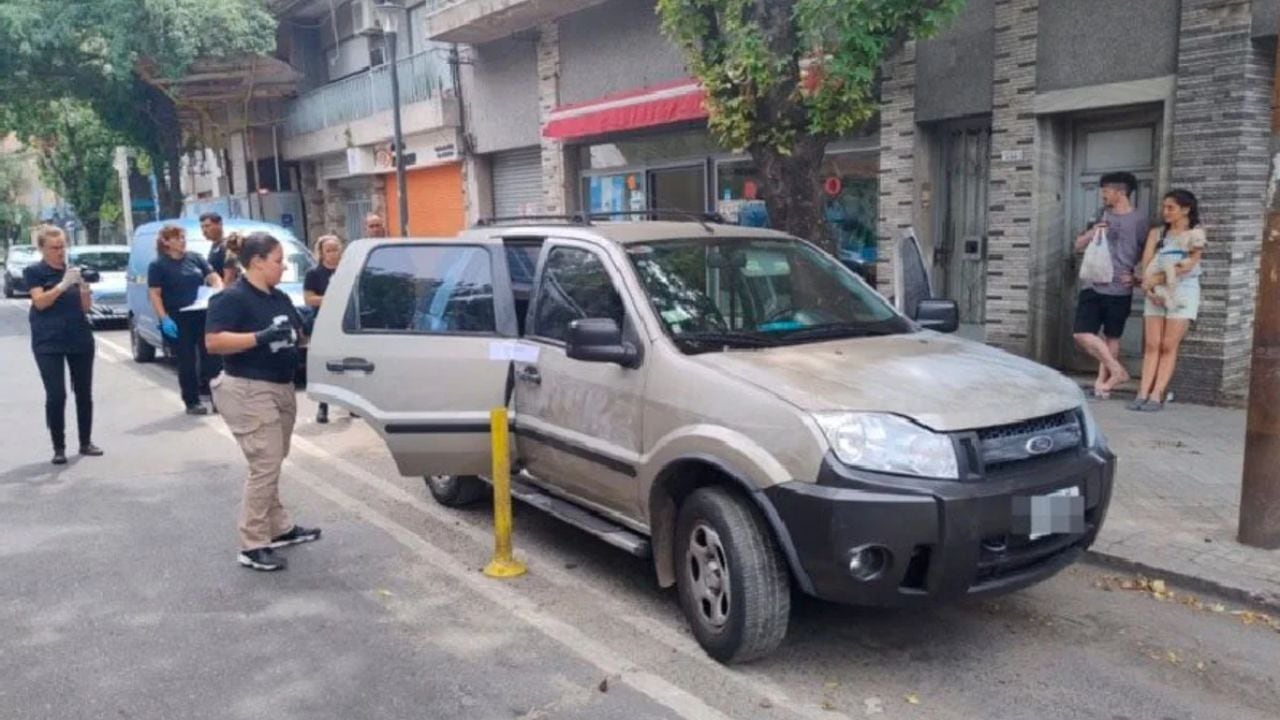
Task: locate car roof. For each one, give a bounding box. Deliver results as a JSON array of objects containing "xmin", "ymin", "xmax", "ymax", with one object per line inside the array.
[
  {"xmin": 467, "ymin": 220, "xmax": 795, "ymax": 246},
  {"xmin": 134, "ymin": 218, "xmax": 300, "ymax": 236},
  {"xmin": 69, "ymin": 245, "xmax": 129, "ymax": 252}
]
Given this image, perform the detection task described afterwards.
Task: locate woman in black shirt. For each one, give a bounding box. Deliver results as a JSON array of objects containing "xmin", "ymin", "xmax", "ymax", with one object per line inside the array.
[
  {"xmin": 302, "ymin": 234, "xmax": 342, "ymax": 424},
  {"xmin": 25, "ymin": 225, "xmax": 103, "ymax": 464},
  {"xmin": 148, "ymin": 224, "xmax": 223, "ymax": 414}
]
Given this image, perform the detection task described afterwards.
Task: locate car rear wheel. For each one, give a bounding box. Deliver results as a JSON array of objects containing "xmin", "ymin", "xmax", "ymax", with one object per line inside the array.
[
  {"xmin": 424, "ymin": 475, "xmax": 488, "ymax": 507},
  {"xmin": 675, "ymin": 486, "xmax": 790, "ymax": 663},
  {"xmin": 3, "ymin": 279, "xmax": 13, "ymax": 299},
  {"xmin": 130, "ymin": 317, "xmax": 156, "ymax": 363}
]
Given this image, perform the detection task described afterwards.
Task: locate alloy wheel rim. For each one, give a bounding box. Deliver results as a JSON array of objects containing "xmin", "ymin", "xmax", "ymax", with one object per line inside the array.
[{"xmin": 686, "ymin": 523, "xmax": 731, "ymax": 629}]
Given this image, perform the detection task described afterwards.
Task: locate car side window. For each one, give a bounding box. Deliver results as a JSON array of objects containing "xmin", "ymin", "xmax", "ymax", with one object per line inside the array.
[
  {"xmin": 345, "ymin": 244, "xmax": 497, "ymax": 334},
  {"xmin": 532, "ymin": 246, "xmax": 624, "ymax": 343}
]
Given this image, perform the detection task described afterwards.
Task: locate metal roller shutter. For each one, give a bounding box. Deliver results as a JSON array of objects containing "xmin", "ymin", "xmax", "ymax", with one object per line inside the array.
[{"xmin": 492, "ymin": 147, "xmax": 543, "ymax": 218}]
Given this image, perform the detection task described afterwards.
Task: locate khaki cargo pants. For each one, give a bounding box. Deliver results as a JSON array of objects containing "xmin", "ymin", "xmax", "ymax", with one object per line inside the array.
[{"xmin": 212, "ymin": 373, "xmax": 296, "ymax": 551}]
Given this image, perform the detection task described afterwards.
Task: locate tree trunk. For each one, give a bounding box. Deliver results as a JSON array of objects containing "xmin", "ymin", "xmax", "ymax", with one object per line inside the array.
[
  {"xmin": 83, "ymin": 218, "xmax": 101, "ymax": 245},
  {"xmin": 751, "ymin": 134, "xmax": 830, "ymax": 254},
  {"xmin": 136, "ymin": 79, "xmax": 184, "ymax": 219}
]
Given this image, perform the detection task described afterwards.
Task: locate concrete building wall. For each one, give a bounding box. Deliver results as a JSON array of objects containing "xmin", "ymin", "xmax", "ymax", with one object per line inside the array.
[
  {"xmin": 1169, "ymin": 0, "xmax": 1274, "ymax": 403},
  {"xmin": 465, "ymin": 36, "xmax": 541, "ymax": 154},
  {"xmin": 557, "ymin": 0, "xmax": 688, "ymax": 106},
  {"xmin": 915, "ymin": 0, "xmax": 995, "ymax": 123},
  {"xmin": 1036, "ymin": 0, "xmax": 1179, "ymax": 93},
  {"xmin": 876, "ymin": 42, "xmax": 920, "ymax": 296}
]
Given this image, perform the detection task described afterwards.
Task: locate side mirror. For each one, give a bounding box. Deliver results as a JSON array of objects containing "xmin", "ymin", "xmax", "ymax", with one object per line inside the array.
[
  {"xmin": 566, "ymin": 318, "xmax": 639, "ymax": 367},
  {"xmin": 915, "ymin": 299, "xmax": 959, "ymax": 333}
]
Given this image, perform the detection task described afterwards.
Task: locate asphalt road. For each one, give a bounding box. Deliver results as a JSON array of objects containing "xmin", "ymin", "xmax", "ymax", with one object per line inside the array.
[{"xmin": 1, "ymin": 297, "xmax": 1276, "ymax": 720}]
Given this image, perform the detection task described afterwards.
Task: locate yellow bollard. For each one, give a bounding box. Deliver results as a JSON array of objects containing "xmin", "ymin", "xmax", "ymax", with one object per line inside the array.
[{"xmin": 483, "ymin": 407, "xmax": 527, "ymax": 579}]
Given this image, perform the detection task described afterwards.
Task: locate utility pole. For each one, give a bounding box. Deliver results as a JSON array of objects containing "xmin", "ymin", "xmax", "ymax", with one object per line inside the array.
[{"xmin": 1239, "ymin": 24, "xmax": 1280, "ymax": 549}]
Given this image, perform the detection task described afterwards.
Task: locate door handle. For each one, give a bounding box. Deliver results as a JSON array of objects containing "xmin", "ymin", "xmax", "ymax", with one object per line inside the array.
[
  {"xmin": 517, "ymin": 366, "xmax": 541, "ymax": 385},
  {"xmin": 326, "ymin": 357, "xmax": 376, "ymax": 374}
]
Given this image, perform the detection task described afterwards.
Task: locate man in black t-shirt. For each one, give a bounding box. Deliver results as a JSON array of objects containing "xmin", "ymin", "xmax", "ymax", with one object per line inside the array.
[{"xmin": 206, "ymin": 231, "xmax": 320, "ymax": 572}]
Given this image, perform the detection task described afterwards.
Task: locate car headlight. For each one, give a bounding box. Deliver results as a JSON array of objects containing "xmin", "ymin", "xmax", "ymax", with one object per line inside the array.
[
  {"xmin": 814, "ymin": 412, "xmax": 959, "ymax": 479},
  {"xmin": 1080, "ymin": 402, "xmax": 1106, "ymax": 449}
]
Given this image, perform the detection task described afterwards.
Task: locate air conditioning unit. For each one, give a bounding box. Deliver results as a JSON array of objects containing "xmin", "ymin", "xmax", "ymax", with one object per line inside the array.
[
  {"xmin": 346, "ymin": 147, "xmax": 376, "ymax": 175},
  {"xmin": 351, "ymin": 0, "xmax": 379, "ymax": 36}
]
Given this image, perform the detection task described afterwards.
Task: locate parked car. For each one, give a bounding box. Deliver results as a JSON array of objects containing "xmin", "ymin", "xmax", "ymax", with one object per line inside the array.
[
  {"xmin": 3, "ymin": 244, "xmax": 39, "ymax": 298},
  {"xmin": 68, "ymin": 244, "xmax": 130, "ymax": 327},
  {"xmin": 126, "ymin": 219, "xmax": 315, "ymax": 364},
  {"xmin": 307, "ymin": 220, "xmax": 1114, "ymax": 663}
]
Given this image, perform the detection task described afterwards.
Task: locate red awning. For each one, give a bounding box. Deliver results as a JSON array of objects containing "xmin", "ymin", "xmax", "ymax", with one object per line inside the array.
[{"xmin": 542, "ymin": 79, "xmax": 708, "ymax": 141}]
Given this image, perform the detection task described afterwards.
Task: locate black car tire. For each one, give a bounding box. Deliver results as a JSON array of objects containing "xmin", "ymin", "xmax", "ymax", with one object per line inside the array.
[
  {"xmin": 3, "ymin": 278, "xmax": 13, "ymax": 298},
  {"xmin": 424, "ymin": 475, "xmax": 488, "ymax": 507},
  {"xmin": 675, "ymin": 486, "xmax": 790, "ymax": 663},
  {"xmin": 130, "ymin": 317, "xmax": 156, "ymax": 363}
]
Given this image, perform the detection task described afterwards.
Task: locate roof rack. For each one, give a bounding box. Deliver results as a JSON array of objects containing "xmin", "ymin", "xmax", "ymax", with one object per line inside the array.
[
  {"xmin": 473, "ymin": 214, "xmax": 591, "ymax": 227},
  {"xmin": 586, "ymin": 209, "xmax": 728, "ymax": 231}
]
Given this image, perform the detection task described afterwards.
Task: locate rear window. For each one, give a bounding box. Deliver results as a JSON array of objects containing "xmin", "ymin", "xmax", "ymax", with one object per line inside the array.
[{"xmin": 345, "ymin": 244, "xmax": 497, "ymax": 334}]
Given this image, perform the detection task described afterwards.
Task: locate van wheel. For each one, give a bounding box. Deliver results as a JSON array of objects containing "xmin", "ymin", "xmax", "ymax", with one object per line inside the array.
[
  {"xmin": 424, "ymin": 475, "xmax": 487, "ymax": 507},
  {"xmin": 130, "ymin": 318, "xmax": 156, "ymax": 363},
  {"xmin": 675, "ymin": 487, "xmax": 790, "ymax": 663}
]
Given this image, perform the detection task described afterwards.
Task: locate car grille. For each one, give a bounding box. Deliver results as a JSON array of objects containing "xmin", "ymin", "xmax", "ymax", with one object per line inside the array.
[{"xmin": 974, "ymin": 410, "xmax": 1082, "ymax": 471}]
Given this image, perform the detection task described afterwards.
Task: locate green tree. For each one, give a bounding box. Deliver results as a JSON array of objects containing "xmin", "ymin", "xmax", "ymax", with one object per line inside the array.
[
  {"xmin": 656, "ymin": 0, "xmax": 963, "ymax": 251},
  {"xmin": 0, "ymin": 0, "xmax": 277, "ymax": 218},
  {"xmin": 14, "ymin": 100, "xmax": 123, "ymax": 244},
  {"xmin": 0, "ymin": 149, "xmax": 33, "ymax": 249}
]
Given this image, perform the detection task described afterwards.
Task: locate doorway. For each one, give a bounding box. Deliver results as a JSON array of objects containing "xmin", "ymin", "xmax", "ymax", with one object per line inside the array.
[
  {"xmin": 649, "ymin": 165, "xmax": 707, "ymax": 215},
  {"xmin": 932, "ymin": 121, "xmax": 991, "ymax": 337},
  {"xmin": 1064, "ymin": 108, "xmax": 1161, "ymax": 374}
]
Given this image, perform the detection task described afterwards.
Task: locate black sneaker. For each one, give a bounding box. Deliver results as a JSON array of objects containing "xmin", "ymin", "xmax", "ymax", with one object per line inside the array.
[
  {"xmin": 269, "ymin": 525, "xmax": 322, "ymax": 549},
  {"xmin": 238, "ymin": 547, "xmax": 287, "ymax": 571},
  {"xmin": 79, "ymin": 443, "xmax": 104, "ymax": 457},
  {"xmin": 316, "ymin": 407, "xmax": 329, "ymax": 424},
  {"xmin": 185, "ymin": 404, "xmax": 209, "ymax": 416},
  {"xmin": 51, "ymin": 449, "xmax": 67, "ymax": 465}
]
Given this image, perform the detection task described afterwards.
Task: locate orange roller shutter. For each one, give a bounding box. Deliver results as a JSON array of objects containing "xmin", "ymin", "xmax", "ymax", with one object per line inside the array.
[{"xmin": 385, "ymin": 162, "xmax": 465, "ymax": 237}]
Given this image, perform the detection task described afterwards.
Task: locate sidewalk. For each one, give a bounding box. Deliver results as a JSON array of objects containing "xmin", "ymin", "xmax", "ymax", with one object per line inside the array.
[{"xmin": 1087, "ymin": 398, "xmax": 1280, "ymax": 608}]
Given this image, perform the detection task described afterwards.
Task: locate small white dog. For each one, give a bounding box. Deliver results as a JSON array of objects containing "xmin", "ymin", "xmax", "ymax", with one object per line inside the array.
[{"xmin": 1143, "ymin": 227, "xmax": 1206, "ymax": 310}]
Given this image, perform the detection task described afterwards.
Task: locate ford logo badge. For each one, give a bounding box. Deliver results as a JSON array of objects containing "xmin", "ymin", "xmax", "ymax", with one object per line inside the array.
[{"xmin": 1026, "ymin": 436, "xmax": 1055, "ymax": 455}]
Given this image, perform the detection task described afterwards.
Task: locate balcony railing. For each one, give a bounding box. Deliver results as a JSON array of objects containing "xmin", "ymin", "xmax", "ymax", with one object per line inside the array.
[{"xmin": 283, "ymin": 50, "xmax": 451, "ymax": 138}]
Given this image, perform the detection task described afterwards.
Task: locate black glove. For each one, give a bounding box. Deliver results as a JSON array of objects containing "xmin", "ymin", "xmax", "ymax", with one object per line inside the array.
[{"xmin": 253, "ymin": 318, "xmax": 293, "ymax": 347}]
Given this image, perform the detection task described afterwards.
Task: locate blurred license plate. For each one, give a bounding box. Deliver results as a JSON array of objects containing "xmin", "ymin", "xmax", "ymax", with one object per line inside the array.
[{"xmin": 1013, "ymin": 486, "xmax": 1084, "ymax": 540}]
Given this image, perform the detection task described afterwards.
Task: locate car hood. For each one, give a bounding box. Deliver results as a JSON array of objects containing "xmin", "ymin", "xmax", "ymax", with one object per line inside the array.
[
  {"xmin": 93, "ymin": 272, "xmax": 127, "ymax": 294},
  {"xmin": 692, "ymin": 332, "xmax": 1084, "ymax": 432}
]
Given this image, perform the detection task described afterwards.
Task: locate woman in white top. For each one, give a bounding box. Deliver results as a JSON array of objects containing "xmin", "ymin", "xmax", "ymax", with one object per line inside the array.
[{"xmin": 1130, "ymin": 190, "xmax": 1205, "ymax": 412}]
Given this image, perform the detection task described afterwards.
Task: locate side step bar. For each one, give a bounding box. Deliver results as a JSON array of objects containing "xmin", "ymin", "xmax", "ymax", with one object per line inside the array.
[{"xmin": 508, "ymin": 476, "xmax": 652, "ymax": 558}]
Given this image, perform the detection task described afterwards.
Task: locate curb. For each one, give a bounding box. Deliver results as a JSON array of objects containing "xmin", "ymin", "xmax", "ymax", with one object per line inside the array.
[{"xmin": 1084, "ymin": 549, "xmax": 1280, "ymax": 613}]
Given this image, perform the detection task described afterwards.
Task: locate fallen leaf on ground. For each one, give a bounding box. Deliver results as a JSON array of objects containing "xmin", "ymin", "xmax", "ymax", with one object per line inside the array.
[
  {"xmin": 905, "ymin": 694, "xmax": 921, "ymax": 705},
  {"xmin": 822, "ymin": 700, "xmax": 836, "ymax": 711},
  {"xmin": 375, "ymin": 588, "xmax": 393, "ymax": 598},
  {"xmin": 598, "ymin": 678, "xmax": 609, "ymax": 693},
  {"xmin": 758, "ymin": 698, "xmax": 773, "ymax": 709}
]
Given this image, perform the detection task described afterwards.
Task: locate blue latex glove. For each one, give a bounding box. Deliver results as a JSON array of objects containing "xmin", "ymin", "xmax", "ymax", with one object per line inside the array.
[{"xmin": 160, "ymin": 316, "xmax": 179, "ymax": 340}]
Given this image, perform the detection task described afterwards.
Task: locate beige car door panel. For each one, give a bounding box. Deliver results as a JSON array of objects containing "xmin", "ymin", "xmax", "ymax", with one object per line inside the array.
[
  {"xmin": 307, "ymin": 238, "xmax": 518, "ymax": 478},
  {"xmin": 515, "ymin": 239, "xmax": 648, "ymax": 516}
]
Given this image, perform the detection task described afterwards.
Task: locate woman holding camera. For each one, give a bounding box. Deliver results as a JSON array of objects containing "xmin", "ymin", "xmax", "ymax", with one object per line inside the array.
[
  {"xmin": 25, "ymin": 225, "xmax": 103, "ymax": 464},
  {"xmin": 148, "ymin": 224, "xmax": 223, "ymax": 415}
]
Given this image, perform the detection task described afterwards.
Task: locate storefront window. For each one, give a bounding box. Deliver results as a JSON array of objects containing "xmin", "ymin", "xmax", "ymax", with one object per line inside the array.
[
  {"xmin": 584, "ymin": 173, "xmax": 647, "ymax": 220},
  {"xmin": 715, "ymin": 152, "xmax": 879, "ymax": 267},
  {"xmin": 577, "ymin": 129, "xmax": 719, "ymax": 171}
]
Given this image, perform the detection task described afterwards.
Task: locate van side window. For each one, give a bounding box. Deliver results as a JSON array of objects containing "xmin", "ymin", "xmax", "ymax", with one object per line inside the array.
[
  {"xmin": 345, "ymin": 245, "xmax": 497, "ymax": 334},
  {"xmin": 532, "ymin": 246, "xmax": 623, "ymax": 343}
]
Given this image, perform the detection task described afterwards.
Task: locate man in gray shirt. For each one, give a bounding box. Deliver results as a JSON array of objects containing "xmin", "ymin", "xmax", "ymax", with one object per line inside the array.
[{"xmin": 1073, "ymin": 172, "xmax": 1148, "ymax": 397}]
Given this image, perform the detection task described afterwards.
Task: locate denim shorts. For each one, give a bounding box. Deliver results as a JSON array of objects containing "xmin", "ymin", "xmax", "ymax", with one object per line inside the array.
[{"xmin": 1144, "ymin": 277, "xmax": 1200, "ymax": 321}]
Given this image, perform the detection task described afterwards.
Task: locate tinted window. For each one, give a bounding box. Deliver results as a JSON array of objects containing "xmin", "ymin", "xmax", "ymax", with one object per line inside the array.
[
  {"xmin": 347, "ymin": 245, "xmax": 496, "ymax": 334},
  {"xmin": 505, "ymin": 243, "xmax": 541, "ymax": 286},
  {"xmin": 532, "ymin": 247, "xmax": 624, "ymax": 342}
]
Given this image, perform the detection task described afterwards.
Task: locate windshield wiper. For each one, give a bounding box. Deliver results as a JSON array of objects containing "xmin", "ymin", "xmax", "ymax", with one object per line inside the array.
[
  {"xmin": 674, "ymin": 330, "xmax": 780, "ymax": 351},
  {"xmin": 774, "ymin": 322, "xmax": 904, "ymax": 343}
]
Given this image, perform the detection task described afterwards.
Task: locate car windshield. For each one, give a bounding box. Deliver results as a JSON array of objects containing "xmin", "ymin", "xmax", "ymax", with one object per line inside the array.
[
  {"xmin": 626, "ymin": 237, "xmax": 912, "ymax": 353},
  {"xmin": 188, "ymin": 235, "xmax": 315, "ymax": 284},
  {"xmin": 69, "ymin": 249, "xmax": 129, "ymax": 272},
  {"xmin": 6, "ymin": 246, "xmax": 37, "ymax": 266}
]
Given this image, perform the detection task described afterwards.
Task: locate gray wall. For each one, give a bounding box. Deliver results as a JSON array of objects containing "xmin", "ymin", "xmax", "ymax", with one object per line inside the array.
[
  {"xmin": 465, "ymin": 36, "xmax": 541, "ymax": 154},
  {"xmin": 914, "ymin": 0, "xmax": 995, "ymax": 122},
  {"xmin": 1037, "ymin": 0, "xmax": 1178, "ymax": 92},
  {"xmin": 1256, "ymin": 0, "xmax": 1279, "ymax": 38},
  {"xmin": 558, "ymin": 0, "xmax": 688, "ymax": 106}
]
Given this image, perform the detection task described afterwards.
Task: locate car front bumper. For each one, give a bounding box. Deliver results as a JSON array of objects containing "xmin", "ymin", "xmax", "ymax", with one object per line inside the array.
[{"xmin": 764, "ymin": 447, "xmax": 1115, "ymax": 606}]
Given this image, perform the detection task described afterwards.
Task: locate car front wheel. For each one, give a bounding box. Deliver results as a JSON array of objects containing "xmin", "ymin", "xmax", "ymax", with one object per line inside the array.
[
  {"xmin": 675, "ymin": 486, "xmax": 790, "ymax": 663},
  {"xmin": 424, "ymin": 475, "xmax": 488, "ymax": 507}
]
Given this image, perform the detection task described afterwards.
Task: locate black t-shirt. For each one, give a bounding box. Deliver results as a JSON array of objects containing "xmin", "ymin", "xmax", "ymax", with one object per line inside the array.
[
  {"xmin": 206, "ymin": 278, "xmax": 304, "ymax": 384},
  {"xmin": 24, "ymin": 262, "xmax": 94, "ymax": 355},
  {"xmin": 208, "ymin": 242, "xmax": 227, "ymax": 277},
  {"xmin": 148, "ymin": 252, "xmax": 213, "ymax": 316},
  {"xmin": 303, "ymin": 265, "xmax": 335, "ymax": 298}
]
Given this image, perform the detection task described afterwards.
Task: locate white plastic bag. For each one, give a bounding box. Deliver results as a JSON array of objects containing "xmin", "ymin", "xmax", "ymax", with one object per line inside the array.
[{"xmin": 1079, "ymin": 227, "xmax": 1114, "ymax": 285}]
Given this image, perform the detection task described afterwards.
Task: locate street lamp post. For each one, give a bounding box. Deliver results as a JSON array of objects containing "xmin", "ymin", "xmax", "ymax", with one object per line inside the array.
[{"xmin": 375, "ymin": 0, "xmax": 410, "ymax": 237}]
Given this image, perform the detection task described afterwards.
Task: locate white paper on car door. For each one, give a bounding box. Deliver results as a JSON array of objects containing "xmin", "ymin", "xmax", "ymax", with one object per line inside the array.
[{"xmin": 488, "ymin": 340, "xmax": 540, "ymax": 363}]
